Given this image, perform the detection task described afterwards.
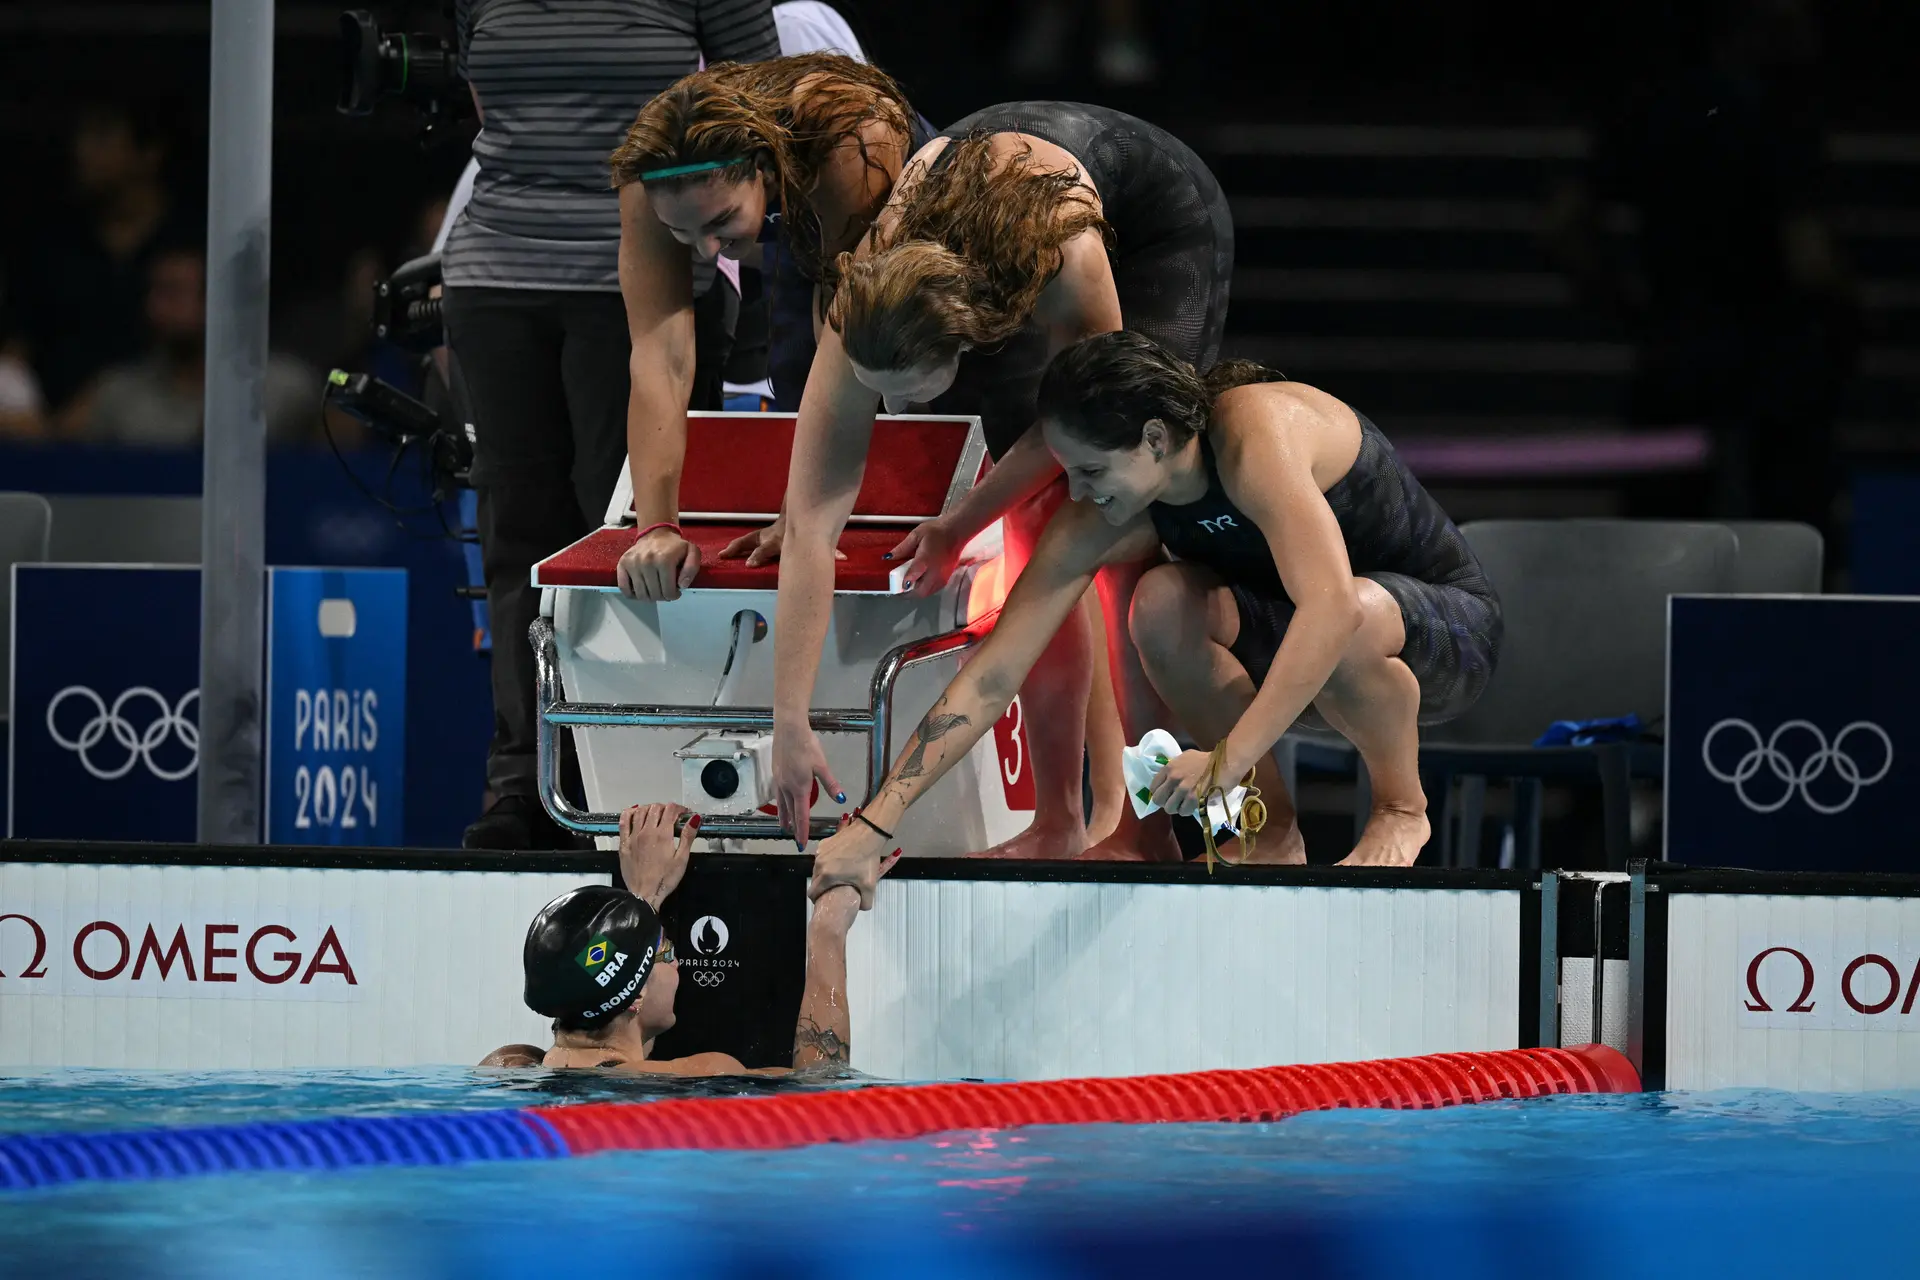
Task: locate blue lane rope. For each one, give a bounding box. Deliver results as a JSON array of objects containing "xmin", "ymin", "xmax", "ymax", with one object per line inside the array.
[{"xmin": 0, "ymin": 1109, "xmax": 568, "ymax": 1192}]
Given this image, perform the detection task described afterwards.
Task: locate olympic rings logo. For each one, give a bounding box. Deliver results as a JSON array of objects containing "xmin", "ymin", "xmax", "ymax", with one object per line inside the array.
[
  {"xmin": 45, "ymin": 686, "xmax": 200, "ymax": 782},
  {"xmin": 1702, "ymin": 718, "xmax": 1893, "ymax": 815},
  {"xmin": 688, "ymin": 970, "xmax": 727, "ymax": 989}
]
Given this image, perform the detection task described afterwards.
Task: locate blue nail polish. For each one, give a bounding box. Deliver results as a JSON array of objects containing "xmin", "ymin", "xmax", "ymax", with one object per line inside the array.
[
  {"xmin": 882, "ymin": 553, "xmax": 893, "ymax": 560},
  {"xmin": 835, "ymin": 791, "xmax": 847, "ymax": 804}
]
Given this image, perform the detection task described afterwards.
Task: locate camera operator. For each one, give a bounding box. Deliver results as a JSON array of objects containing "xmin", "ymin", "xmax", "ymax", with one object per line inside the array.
[{"xmin": 440, "ymin": 0, "xmax": 779, "ymax": 850}]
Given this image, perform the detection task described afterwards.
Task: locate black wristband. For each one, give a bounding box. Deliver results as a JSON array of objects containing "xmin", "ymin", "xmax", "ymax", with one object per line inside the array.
[{"xmin": 853, "ymin": 810, "xmax": 894, "ymax": 841}]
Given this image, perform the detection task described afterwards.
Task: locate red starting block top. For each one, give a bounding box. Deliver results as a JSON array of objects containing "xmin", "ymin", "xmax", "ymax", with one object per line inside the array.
[
  {"xmin": 535, "ymin": 523, "xmax": 905, "ymax": 592},
  {"xmin": 534, "ymin": 412, "xmax": 985, "ymax": 593}
]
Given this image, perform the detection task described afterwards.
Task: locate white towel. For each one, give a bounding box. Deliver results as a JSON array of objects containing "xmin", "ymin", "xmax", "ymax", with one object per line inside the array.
[{"xmin": 1121, "ymin": 729, "xmax": 1247, "ymax": 832}]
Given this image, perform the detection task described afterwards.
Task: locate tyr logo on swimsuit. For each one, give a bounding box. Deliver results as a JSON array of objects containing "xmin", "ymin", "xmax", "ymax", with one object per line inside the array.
[{"xmin": 1198, "ymin": 515, "xmax": 1238, "ymax": 534}]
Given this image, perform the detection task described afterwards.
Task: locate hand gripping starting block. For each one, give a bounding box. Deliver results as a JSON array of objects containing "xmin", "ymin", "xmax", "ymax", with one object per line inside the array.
[{"xmin": 530, "ymin": 412, "xmax": 1036, "ymax": 852}]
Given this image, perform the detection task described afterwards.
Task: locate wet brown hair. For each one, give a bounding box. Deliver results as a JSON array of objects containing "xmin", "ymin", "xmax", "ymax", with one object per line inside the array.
[
  {"xmin": 610, "ymin": 54, "xmax": 915, "ymax": 283},
  {"xmin": 826, "ymin": 135, "xmax": 1113, "ymax": 372},
  {"xmin": 1037, "ymin": 331, "xmax": 1286, "ymax": 451}
]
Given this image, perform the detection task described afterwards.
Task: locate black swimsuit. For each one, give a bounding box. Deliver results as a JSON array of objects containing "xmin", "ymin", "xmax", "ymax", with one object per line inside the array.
[
  {"xmin": 1149, "ymin": 410, "xmax": 1502, "ymax": 726},
  {"xmin": 926, "ymin": 102, "xmax": 1235, "ymax": 459}
]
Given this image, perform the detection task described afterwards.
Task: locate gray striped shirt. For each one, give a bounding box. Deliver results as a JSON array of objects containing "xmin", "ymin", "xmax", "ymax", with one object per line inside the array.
[{"xmin": 445, "ymin": 0, "xmax": 778, "ymax": 291}]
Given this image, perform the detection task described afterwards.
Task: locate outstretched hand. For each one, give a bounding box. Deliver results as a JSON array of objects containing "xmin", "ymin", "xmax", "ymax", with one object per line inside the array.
[
  {"xmin": 807, "ymin": 813, "xmax": 901, "ymax": 909},
  {"xmin": 718, "ymin": 515, "xmax": 846, "ymax": 569},
  {"xmin": 771, "ymin": 724, "xmax": 843, "ymax": 851},
  {"xmin": 620, "ymin": 802, "xmax": 701, "ymax": 909},
  {"xmin": 888, "ymin": 517, "xmax": 966, "ymax": 597}
]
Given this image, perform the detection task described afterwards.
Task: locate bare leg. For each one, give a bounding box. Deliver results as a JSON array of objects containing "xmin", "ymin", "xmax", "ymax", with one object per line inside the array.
[
  {"xmin": 972, "ymin": 481, "xmax": 1091, "ymax": 860},
  {"xmin": 1118, "ymin": 562, "xmax": 1306, "ymax": 864},
  {"xmin": 1082, "ymin": 589, "xmax": 1126, "ymax": 845},
  {"xmin": 1313, "ymin": 580, "xmax": 1429, "ymax": 866},
  {"xmin": 1079, "ymin": 555, "xmax": 1186, "ymax": 859}
]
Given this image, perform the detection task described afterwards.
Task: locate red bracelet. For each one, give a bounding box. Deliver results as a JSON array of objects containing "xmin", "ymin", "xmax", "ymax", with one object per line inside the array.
[{"xmin": 633, "ymin": 521, "xmax": 682, "ymax": 542}]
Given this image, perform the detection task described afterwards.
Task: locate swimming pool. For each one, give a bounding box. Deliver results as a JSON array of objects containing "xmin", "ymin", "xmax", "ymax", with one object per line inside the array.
[{"xmin": 2, "ymin": 1070, "xmax": 1913, "ymax": 1278}]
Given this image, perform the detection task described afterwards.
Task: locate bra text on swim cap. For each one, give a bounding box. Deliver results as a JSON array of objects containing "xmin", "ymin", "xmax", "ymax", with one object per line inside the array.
[
  {"xmin": 581, "ymin": 941, "xmax": 656, "ymax": 1019},
  {"xmin": 593, "ymin": 950, "xmax": 629, "ymax": 987}
]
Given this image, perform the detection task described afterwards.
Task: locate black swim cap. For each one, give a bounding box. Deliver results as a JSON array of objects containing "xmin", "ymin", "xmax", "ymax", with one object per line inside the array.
[{"xmin": 523, "ymin": 885, "xmax": 663, "ymax": 1025}]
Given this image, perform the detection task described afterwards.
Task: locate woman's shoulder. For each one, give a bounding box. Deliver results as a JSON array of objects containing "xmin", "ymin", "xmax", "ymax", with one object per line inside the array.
[{"xmin": 1210, "ymin": 380, "xmax": 1361, "ymax": 489}]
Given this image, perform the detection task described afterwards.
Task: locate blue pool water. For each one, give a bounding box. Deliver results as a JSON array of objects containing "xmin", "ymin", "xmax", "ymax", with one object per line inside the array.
[{"xmin": 2, "ymin": 1071, "xmax": 1916, "ymax": 1278}]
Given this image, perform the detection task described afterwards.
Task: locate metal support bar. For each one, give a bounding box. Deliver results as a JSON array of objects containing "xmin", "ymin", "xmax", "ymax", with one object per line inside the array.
[
  {"xmin": 530, "ymin": 613, "xmax": 988, "ymax": 837},
  {"xmin": 197, "ymin": 0, "xmax": 274, "ymax": 843},
  {"xmin": 1591, "ymin": 877, "xmax": 1607, "ymax": 1048},
  {"xmin": 543, "ymin": 705, "xmax": 874, "ymax": 733},
  {"xmin": 865, "ymin": 616, "xmax": 990, "ymax": 810},
  {"xmin": 1627, "ymin": 859, "xmax": 1648, "ymax": 1079},
  {"xmin": 1538, "ymin": 870, "xmax": 1560, "ymax": 1047}
]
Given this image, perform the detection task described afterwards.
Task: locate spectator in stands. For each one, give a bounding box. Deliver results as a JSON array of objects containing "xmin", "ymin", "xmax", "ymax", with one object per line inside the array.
[
  {"xmin": 1550, "ymin": 0, "xmax": 1857, "ymax": 549},
  {"xmin": 481, "ymin": 803, "xmax": 894, "ymax": 1074},
  {"xmin": 73, "ymin": 246, "xmax": 318, "ymax": 447},
  {"xmin": 14, "ymin": 102, "xmax": 196, "ymax": 429}
]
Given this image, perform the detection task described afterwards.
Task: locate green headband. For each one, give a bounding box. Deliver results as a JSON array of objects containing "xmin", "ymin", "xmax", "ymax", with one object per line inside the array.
[{"xmin": 639, "ymin": 157, "xmax": 750, "ymax": 181}]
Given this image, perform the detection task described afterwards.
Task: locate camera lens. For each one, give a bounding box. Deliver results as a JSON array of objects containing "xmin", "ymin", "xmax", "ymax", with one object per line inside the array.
[{"xmin": 700, "ymin": 759, "xmax": 740, "ymax": 800}]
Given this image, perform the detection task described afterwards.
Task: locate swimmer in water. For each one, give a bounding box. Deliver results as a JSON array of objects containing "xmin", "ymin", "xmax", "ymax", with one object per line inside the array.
[{"xmin": 481, "ymin": 802, "xmax": 896, "ymax": 1074}]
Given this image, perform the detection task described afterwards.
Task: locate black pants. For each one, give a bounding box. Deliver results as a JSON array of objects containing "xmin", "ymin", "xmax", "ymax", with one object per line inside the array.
[
  {"xmin": 442, "ymin": 286, "xmax": 632, "ymax": 799},
  {"xmin": 443, "ymin": 283, "xmax": 737, "ymax": 802}
]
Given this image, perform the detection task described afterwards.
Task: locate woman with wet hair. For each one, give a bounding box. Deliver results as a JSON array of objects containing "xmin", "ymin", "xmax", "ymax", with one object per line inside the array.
[
  {"xmin": 803, "ymin": 331, "xmax": 1501, "ymax": 899},
  {"xmin": 767, "ymin": 104, "xmax": 1233, "ymax": 861},
  {"xmin": 607, "ymin": 53, "xmax": 937, "ymax": 601}
]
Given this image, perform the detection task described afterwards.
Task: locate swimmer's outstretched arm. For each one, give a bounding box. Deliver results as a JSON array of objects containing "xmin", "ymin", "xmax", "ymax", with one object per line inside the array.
[
  {"xmin": 790, "ymin": 866, "xmax": 895, "ymax": 1069},
  {"xmin": 810, "ymin": 502, "xmax": 1157, "ymax": 903},
  {"xmin": 614, "ymin": 183, "xmax": 703, "ymax": 602},
  {"xmin": 769, "ymin": 327, "xmax": 884, "ymax": 846}
]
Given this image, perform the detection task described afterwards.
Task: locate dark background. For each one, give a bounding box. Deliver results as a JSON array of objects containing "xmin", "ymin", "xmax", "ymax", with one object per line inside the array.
[{"xmin": 4, "ymin": 0, "xmax": 1916, "ymax": 328}]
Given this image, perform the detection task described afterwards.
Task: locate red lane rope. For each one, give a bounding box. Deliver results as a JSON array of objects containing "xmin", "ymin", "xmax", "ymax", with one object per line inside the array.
[{"xmin": 534, "ymin": 1045, "xmax": 1638, "ymax": 1155}]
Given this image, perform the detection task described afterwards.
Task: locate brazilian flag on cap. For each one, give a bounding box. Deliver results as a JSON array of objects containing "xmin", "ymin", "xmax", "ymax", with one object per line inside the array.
[{"xmin": 576, "ymin": 937, "xmax": 611, "ymax": 971}]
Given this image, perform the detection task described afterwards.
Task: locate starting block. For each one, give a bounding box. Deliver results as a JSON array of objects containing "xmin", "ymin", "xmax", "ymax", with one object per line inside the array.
[{"xmin": 531, "ymin": 412, "xmax": 1036, "ymax": 853}]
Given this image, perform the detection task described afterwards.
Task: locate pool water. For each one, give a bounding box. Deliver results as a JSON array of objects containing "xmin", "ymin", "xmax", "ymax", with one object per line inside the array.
[{"xmin": 2, "ymin": 1070, "xmax": 1915, "ymax": 1278}]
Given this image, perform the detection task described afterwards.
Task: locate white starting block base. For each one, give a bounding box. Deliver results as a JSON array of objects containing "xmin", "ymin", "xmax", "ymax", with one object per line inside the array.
[{"xmin": 550, "ymin": 584, "xmax": 1034, "ymax": 857}]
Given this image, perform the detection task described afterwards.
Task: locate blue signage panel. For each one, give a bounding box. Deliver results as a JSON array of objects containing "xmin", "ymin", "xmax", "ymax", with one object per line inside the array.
[
  {"xmin": 265, "ymin": 568, "xmax": 407, "ymax": 845},
  {"xmin": 1667, "ymin": 595, "xmax": 1917, "ymax": 872},
  {"xmin": 9, "ymin": 566, "xmax": 202, "ymax": 840}
]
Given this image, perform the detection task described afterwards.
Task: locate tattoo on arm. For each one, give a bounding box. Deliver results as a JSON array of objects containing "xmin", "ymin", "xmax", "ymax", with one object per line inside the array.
[
  {"xmin": 896, "ymin": 708, "xmax": 971, "ymax": 782},
  {"xmin": 793, "ymin": 1015, "xmax": 850, "ymax": 1066}
]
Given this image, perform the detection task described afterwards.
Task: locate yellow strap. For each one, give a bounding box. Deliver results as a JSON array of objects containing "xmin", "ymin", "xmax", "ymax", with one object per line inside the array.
[{"xmin": 1198, "ymin": 743, "xmax": 1267, "ymax": 872}]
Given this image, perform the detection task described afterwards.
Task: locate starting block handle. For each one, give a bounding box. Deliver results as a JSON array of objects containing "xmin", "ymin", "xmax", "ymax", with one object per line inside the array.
[{"xmin": 531, "ymin": 613, "xmax": 996, "ymax": 839}]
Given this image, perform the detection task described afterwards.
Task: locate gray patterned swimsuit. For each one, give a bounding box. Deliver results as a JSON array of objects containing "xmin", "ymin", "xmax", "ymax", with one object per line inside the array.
[
  {"xmin": 1149, "ymin": 410, "xmax": 1502, "ymax": 726},
  {"xmin": 926, "ymin": 101, "xmax": 1234, "ymax": 459}
]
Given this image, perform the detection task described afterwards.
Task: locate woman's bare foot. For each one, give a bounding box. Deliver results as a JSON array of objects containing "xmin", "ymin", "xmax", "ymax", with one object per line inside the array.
[
  {"xmin": 970, "ymin": 819, "xmax": 1089, "ymax": 861},
  {"xmin": 1077, "ymin": 812, "xmax": 1183, "ymax": 861},
  {"xmin": 1219, "ymin": 817, "xmax": 1306, "ymax": 865},
  {"xmin": 1338, "ymin": 805, "xmax": 1430, "ymax": 867}
]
